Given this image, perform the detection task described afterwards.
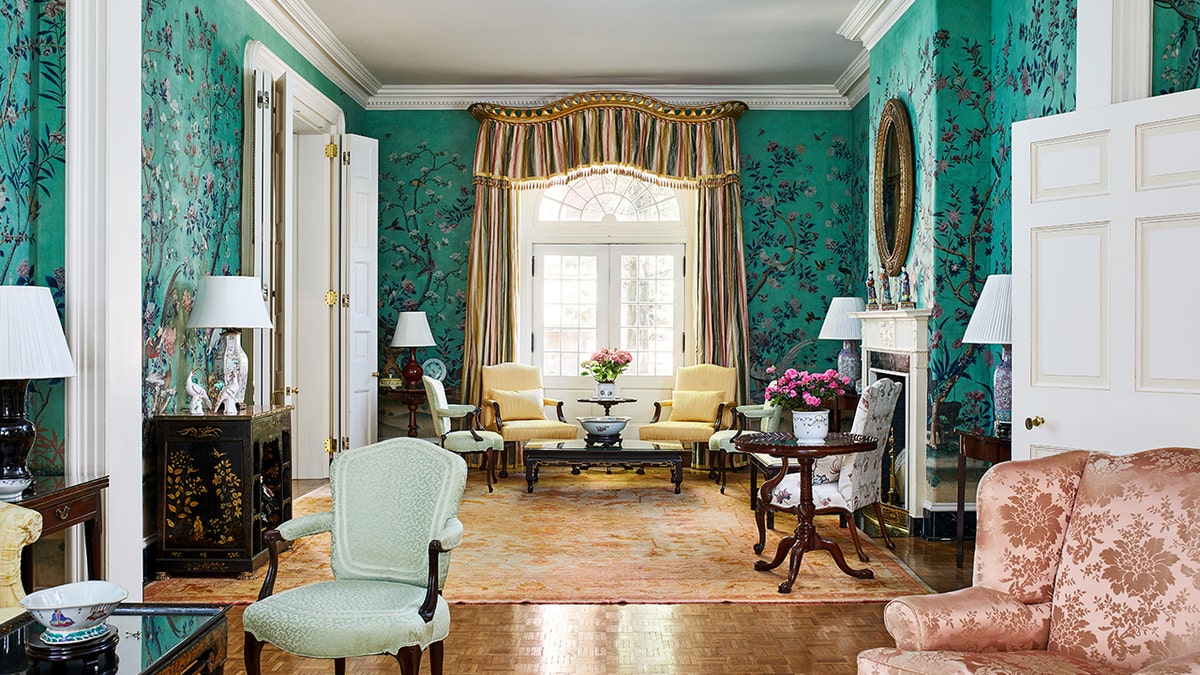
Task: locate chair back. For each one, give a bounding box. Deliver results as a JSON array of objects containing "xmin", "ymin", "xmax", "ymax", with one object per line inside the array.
[
  {"xmin": 836, "ymin": 378, "xmax": 903, "ymax": 510},
  {"xmin": 480, "ymin": 362, "xmax": 545, "ymax": 429},
  {"xmin": 759, "ymin": 403, "xmax": 783, "ymax": 432},
  {"xmin": 328, "ymin": 438, "xmax": 467, "ymax": 587},
  {"xmin": 422, "ymin": 376, "xmax": 452, "ymax": 436},
  {"xmin": 674, "ymin": 364, "xmax": 738, "ymax": 426}
]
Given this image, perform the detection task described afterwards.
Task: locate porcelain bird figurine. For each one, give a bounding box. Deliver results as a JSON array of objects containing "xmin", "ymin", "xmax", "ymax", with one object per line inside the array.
[{"xmin": 186, "ymin": 370, "xmax": 212, "ymax": 415}]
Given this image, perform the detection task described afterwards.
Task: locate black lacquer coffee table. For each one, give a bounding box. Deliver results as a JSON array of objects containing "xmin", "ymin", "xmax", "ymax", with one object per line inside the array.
[{"xmin": 524, "ymin": 440, "xmax": 686, "ymax": 493}]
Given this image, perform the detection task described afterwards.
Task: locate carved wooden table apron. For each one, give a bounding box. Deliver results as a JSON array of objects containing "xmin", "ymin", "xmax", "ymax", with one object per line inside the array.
[{"xmin": 733, "ymin": 432, "xmax": 877, "ymax": 593}]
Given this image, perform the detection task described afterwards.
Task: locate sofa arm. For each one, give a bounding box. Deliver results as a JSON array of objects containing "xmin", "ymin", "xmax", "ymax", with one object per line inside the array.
[
  {"xmin": 884, "ymin": 586, "xmax": 1051, "ymax": 652},
  {"xmin": 1135, "ymin": 652, "xmax": 1200, "ymax": 674}
]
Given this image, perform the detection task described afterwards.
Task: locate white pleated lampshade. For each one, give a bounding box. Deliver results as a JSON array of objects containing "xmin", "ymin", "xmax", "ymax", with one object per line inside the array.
[
  {"xmin": 187, "ymin": 276, "xmax": 273, "ymax": 330},
  {"xmin": 0, "ymin": 286, "xmax": 75, "ymax": 379},
  {"xmin": 963, "ymin": 274, "xmax": 1012, "ymax": 345},
  {"xmin": 390, "ymin": 311, "xmax": 435, "ymax": 348},
  {"xmin": 818, "ymin": 297, "xmax": 866, "ymax": 341}
]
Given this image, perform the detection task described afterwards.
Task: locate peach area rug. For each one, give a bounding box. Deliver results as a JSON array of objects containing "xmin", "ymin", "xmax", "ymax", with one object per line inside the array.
[{"xmin": 143, "ymin": 467, "xmax": 930, "ymax": 605}]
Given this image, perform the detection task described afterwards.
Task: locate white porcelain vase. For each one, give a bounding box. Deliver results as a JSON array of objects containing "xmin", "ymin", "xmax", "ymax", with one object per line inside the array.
[
  {"xmin": 596, "ymin": 382, "xmax": 616, "ymax": 399},
  {"xmin": 791, "ymin": 409, "xmax": 830, "ymax": 444}
]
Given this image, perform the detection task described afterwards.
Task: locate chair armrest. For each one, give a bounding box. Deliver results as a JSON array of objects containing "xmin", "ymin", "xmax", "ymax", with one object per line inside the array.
[
  {"xmin": 1135, "ymin": 651, "xmax": 1200, "ymax": 674},
  {"xmin": 651, "ymin": 400, "xmax": 672, "ymax": 423},
  {"xmin": 256, "ymin": 512, "xmax": 334, "ymax": 601},
  {"xmin": 544, "ymin": 399, "xmax": 567, "ymax": 423},
  {"xmin": 713, "ymin": 401, "xmax": 737, "ymax": 430},
  {"xmin": 442, "ymin": 403, "xmax": 476, "ymax": 418},
  {"xmin": 737, "ymin": 405, "xmax": 774, "ymax": 418},
  {"xmin": 884, "ymin": 586, "xmax": 1051, "ymax": 652},
  {"xmin": 489, "ymin": 400, "xmax": 505, "ymax": 430},
  {"xmin": 433, "ymin": 517, "xmax": 464, "ymax": 551}
]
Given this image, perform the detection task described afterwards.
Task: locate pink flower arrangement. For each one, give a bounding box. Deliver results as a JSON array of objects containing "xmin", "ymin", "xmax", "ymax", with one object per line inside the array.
[
  {"xmin": 763, "ymin": 366, "xmax": 850, "ymax": 411},
  {"xmin": 580, "ymin": 347, "xmax": 633, "ymax": 383}
]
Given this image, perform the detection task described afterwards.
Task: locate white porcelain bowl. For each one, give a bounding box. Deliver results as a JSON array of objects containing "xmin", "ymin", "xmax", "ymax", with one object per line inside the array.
[
  {"xmin": 0, "ymin": 478, "xmax": 31, "ymax": 501},
  {"xmin": 20, "ymin": 580, "xmax": 128, "ymax": 644},
  {"xmin": 577, "ymin": 416, "xmax": 632, "ymax": 437}
]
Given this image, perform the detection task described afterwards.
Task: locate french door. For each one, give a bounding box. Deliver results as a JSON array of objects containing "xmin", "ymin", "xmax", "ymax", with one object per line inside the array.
[{"xmin": 530, "ymin": 244, "xmax": 685, "ymax": 427}]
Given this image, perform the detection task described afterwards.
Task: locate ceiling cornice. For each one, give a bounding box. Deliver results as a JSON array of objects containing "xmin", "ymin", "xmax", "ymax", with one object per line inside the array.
[
  {"xmin": 244, "ymin": 0, "xmax": 378, "ymax": 106},
  {"xmin": 368, "ymin": 85, "xmax": 854, "ymax": 111},
  {"xmin": 838, "ymin": 0, "xmax": 917, "ymax": 50},
  {"xmin": 835, "ymin": 48, "xmax": 870, "ymax": 107}
]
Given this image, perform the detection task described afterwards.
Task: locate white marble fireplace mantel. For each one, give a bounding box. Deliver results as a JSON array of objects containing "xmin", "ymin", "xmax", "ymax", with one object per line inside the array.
[{"xmin": 850, "ymin": 308, "xmax": 931, "ymax": 520}]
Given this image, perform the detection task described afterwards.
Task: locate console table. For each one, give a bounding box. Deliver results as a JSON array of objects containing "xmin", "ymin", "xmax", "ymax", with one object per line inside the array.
[
  {"xmin": 956, "ymin": 428, "xmax": 1011, "ymax": 568},
  {"xmin": 576, "ymin": 397, "xmax": 637, "ymax": 416},
  {"xmin": 154, "ymin": 406, "xmax": 292, "ymax": 576},
  {"xmin": 12, "ymin": 475, "xmax": 109, "ymax": 593}
]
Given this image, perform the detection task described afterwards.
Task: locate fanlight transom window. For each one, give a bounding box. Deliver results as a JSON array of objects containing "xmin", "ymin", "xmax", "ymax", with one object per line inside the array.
[{"xmin": 538, "ymin": 172, "xmax": 680, "ymax": 222}]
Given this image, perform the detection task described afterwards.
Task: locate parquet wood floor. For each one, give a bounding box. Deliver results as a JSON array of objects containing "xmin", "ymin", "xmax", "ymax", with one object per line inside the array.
[{"xmin": 225, "ymin": 473, "xmax": 974, "ymax": 675}]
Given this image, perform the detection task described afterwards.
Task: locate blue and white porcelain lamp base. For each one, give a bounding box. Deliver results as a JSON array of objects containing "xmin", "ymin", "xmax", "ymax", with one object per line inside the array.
[
  {"xmin": 837, "ymin": 340, "xmax": 861, "ymax": 391},
  {"xmin": 993, "ymin": 344, "xmax": 1012, "ymax": 438}
]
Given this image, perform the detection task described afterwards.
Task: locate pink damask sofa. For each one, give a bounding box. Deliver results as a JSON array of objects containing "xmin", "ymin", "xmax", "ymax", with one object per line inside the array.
[{"xmin": 858, "ymin": 446, "xmax": 1200, "ymax": 674}]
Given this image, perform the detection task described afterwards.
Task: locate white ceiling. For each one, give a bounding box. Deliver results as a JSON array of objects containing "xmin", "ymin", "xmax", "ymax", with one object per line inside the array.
[{"xmin": 302, "ymin": 0, "xmax": 863, "ymax": 88}]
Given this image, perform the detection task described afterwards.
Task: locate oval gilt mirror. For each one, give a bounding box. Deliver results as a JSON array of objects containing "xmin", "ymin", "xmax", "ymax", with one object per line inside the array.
[{"xmin": 874, "ymin": 98, "xmax": 914, "ymax": 277}]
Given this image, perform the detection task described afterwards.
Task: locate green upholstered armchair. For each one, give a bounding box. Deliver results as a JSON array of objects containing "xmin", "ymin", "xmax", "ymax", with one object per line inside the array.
[
  {"xmin": 242, "ymin": 438, "xmax": 468, "ymax": 675},
  {"xmin": 423, "ymin": 375, "xmax": 504, "ymax": 492},
  {"xmin": 707, "ymin": 403, "xmax": 783, "ymax": 496}
]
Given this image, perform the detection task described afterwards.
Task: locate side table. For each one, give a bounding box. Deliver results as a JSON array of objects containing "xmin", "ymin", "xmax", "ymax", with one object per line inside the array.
[
  {"xmin": 381, "ymin": 385, "xmax": 425, "ymax": 437},
  {"xmin": 956, "ymin": 428, "xmax": 1011, "ymax": 568},
  {"xmin": 576, "ymin": 397, "xmax": 637, "ymax": 416},
  {"xmin": 12, "ymin": 475, "xmax": 109, "ymax": 593}
]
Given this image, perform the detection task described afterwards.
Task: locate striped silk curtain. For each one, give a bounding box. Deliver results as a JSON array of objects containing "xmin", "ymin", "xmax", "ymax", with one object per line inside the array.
[{"xmin": 464, "ymin": 92, "xmax": 752, "ymax": 406}]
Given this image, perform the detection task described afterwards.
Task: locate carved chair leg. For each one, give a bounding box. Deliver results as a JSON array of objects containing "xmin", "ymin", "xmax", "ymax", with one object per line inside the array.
[
  {"xmin": 335, "ymin": 657, "xmax": 346, "ymax": 675},
  {"xmin": 844, "ymin": 510, "xmax": 869, "ymax": 562},
  {"xmin": 429, "ymin": 640, "xmax": 444, "ymax": 675},
  {"xmin": 707, "ymin": 447, "xmax": 718, "ymax": 480},
  {"xmin": 483, "ymin": 449, "xmax": 494, "ymax": 493},
  {"xmin": 500, "ymin": 442, "xmax": 512, "ymax": 478},
  {"xmin": 243, "ymin": 632, "xmax": 265, "ymax": 675},
  {"xmin": 719, "ymin": 449, "xmax": 728, "ymax": 494},
  {"xmin": 749, "ymin": 463, "xmax": 759, "ymax": 511},
  {"xmin": 754, "ymin": 503, "xmax": 768, "ymax": 555},
  {"xmin": 395, "ymin": 646, "xmax": 422, "ymax": 675},
  {"xmin": 873, "ymin": 501, "xmax": 896, "ymax": 550}
]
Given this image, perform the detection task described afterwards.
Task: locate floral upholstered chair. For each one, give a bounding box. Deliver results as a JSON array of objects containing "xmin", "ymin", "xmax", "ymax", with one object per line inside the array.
[
  {"xmin": 708, "ymin": 402, "xmax": 782, "ymax": 496},
  {"xmin": 755, "ymin": 378, "xmax": 902, "ymax": 563},
  {"xmin": 639, "ymin": 364, "xmax": 738, "ymax": 471},
  {"xmin": 242, "ymin": 438, "xmax": 467, "ymax": 675},
  {"xmin": 423, "ymin": 375, "xmax": 504, "ymax": 492},
  {"xmin": 858, "ymin": 446, "xmax": 1200, "ymax": 675},
  {"xmin": 480, "ymin": 362, "xmax": 577, "ymax": 475},
  {"xmin": 0, "ymin": 502, "xmax": 40, "ymax": 621}
]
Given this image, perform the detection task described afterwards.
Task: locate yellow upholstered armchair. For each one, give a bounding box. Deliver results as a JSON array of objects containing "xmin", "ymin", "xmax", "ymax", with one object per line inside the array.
[
  {"xmin": 480, "ymin": 363, "xmax": 577, "ymax": 475},
  {"xmin": 639, "ymin": 364, "xmax": 737, "ymax": 469}
]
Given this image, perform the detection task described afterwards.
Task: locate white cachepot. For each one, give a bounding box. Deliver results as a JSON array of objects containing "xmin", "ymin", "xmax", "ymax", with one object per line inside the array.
[
  {"xmin": 596, "ymin": 382, "xmax": 616, "ymax": 399},
  {"xmin": 791, "ymin": 409, "xmax": 830, "ymax": 444}
]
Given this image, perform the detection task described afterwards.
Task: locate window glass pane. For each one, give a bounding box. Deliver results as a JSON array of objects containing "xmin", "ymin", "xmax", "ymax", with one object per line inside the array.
[
  {"xmin": 544, "ymin": 255, "xmax": 561, "ymax": 278},
  {"xmin": 544, "ymin": 352, "xmax": 562, "ymax": 377}
]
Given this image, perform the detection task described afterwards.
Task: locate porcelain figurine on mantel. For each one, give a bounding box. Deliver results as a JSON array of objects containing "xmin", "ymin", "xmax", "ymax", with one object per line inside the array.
[
  {"xmin": 898, "ymin": 267, "xmax": 915, "ymax": 309},
  {"xmin": 865, "ymin": 274, "xmax": 878, "ymax": 309},
  {"xmin": 879, "ymin": 268, "xmax": 895, "ymax": 309}
]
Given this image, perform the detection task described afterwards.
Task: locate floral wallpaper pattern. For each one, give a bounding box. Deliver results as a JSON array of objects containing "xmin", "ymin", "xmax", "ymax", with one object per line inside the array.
[
  {"xmin": 141, "ymin": 0, "xmax": 243, "ymax": 415},
  {"xmin": 869, "ymin": 0, "xmax": 1076, "ymax": 502},
  {"xmin": 738, "ymin": 110, "xmax": 865, "ymax": 398},
  {"xmin": 0, "ymin": 0, "xmax": 65, "ymax": 473},
  {"xmin": 1153, "ymin": 0, "xmax": 1200, "ymax": 94}
]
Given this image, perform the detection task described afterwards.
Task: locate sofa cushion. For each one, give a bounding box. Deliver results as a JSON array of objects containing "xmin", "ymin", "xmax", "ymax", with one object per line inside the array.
[
  {"xmin": 973, "ymin": 450, "xmax": 1088, "ymax": 604},
  {"xmin": 857, "ymin": 647, "xmax": 1116, "ymax": 675},
  {"xmin": 1047, "ymin": 447, "xmax": 1200, "ymax": 672}
]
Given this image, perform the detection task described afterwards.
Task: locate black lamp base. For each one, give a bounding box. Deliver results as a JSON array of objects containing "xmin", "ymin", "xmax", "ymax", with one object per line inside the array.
[{"xmin": 0, "ymin": 379, "xmax": 35, "ymax": 482}]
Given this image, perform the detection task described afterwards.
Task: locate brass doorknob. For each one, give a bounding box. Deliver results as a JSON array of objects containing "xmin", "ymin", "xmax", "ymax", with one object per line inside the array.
[
  {"xmin": 1025, "ymin": 416, "xmax": 1045, "ymax": 430},
  {"xmin": 371, "ymin": 372, "xmax": 380, "ymax": 378}
]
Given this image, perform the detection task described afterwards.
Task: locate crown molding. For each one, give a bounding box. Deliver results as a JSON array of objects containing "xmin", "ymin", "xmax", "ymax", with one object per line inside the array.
[
  {"xmin": 835, "ymin": 48, "xmax": 870, "ymax": 107},
  {"xmin": 244, "ymin": 0, "xmax": 379, "ymax": 106},
  {"xmin": 367, "ymin": 84, "xmax": 853, "ymax": 111},
  {"xmin": 838, "ymin": 0, "xmax": 917, "ymax": 50}
]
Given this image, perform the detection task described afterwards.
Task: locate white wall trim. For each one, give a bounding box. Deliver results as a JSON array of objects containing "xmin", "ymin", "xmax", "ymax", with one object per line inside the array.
[
  {"xmin": 1111, "ymin": 0, "xmax": 1152, "ymax": 103},
  {"xmin": 1078, "ymin": 0, "xmax": 1152, "ymax": 108},
  {"xmin": 836, "ymin": 49, "xmax": 871, "ymax": 107},
  {"xmin": 366, "ymin": 84, "xmax": 854, "ymax": 111},
  {"xmin": 838, "ymin": 0, "xmax": 918, "ymax": 50},
  {"xmin": 65, "ymin": 0, "xmax": 143, "ymax": 600},
  {"xmin": 244, "ymin": 41, "xmax": 346, "ymax": 133},
  {"xmin": 243, "ymin": 0, "xmax": 377, "ymax": 106}
]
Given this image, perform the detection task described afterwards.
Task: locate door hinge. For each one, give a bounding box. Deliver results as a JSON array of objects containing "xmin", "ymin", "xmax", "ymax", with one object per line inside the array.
[
  {"xmin": 531, "ymin": 256, "xmax": 535, "ymax": 276},
  {"xmin": 341, "ymin": 293, "xmax": 350, "ymax": 307},
  {"xmin": 256, "ymin": 90, "xmax": 271, "ymax": 109},
  {"xmin": 324, "ymin": 142, "xmax": 338, "ymax": 159},
  {"xmin": 681, "ymin": 332, "xmax": 686, "ymax": 353},
  {"xmin": 530, "ymin": 332, "xmax": 534, "ymax": 353},
  {"xmin": 342, "ymin": 150, "xmax": 351, "ymax": 166},
  {"xmin": 324, "ymin": 290, "xmax": 338, "ymax": 306},
  {"xmin": 323, "ymin": 437, "xmax": 336, "ymax": 454},
  {"xmin": 341, "ymin": 437, "xmax": 350, "ymax": 450}
]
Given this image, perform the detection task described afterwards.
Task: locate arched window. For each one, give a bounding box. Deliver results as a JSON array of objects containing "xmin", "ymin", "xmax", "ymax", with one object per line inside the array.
[{"xmin": 538, "ymin": 172, "xmax": 681, "ymax": 222}]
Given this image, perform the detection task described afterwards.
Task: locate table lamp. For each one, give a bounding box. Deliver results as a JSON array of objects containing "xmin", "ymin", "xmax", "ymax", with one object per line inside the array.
[
  {"xmin": 962, "ymin": 274, "xmax": 1012, "ymax": 438},
  {"xmin": 818, "ymin": 297, "xmax": 865, "ymax": 388},
  {"xmin": 0, "ymin": 286, "xmax": 76, "ymax": 499},
  {"xmin": 187, "ymin": 276, "xmax": 274, "ymax": 414},
  {"xmin": 391, "ymin": 311, "xmax": 436, "ymax": 389}
]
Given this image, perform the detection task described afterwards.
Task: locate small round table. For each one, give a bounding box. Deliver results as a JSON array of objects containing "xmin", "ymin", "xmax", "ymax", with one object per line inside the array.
[
  {"xmin": 733, "ymin": 431, "xmax": 877, "ymax": 593},
  {"xmin": 576, "ymin": 397, "xmax": 637, "ymax": 416}
]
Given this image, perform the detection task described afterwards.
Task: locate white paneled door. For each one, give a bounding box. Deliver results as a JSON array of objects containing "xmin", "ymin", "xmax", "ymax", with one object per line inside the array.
[
  {"xmin": 341, "ymin": 134, "xmax": 379, "ymax": 451},
  {"xmin": 1012, "ymin": 88, "xmax": 1200, "ymax": 460}
]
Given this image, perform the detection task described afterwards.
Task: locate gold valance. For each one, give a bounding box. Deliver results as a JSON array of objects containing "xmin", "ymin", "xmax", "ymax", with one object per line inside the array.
[{"xmin": 468, "ymin": 91, "xmax": 748, "ymax": 124}]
